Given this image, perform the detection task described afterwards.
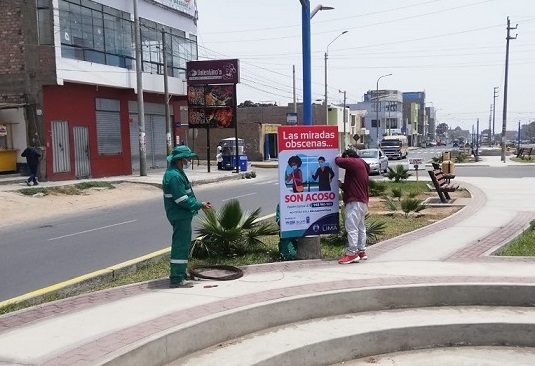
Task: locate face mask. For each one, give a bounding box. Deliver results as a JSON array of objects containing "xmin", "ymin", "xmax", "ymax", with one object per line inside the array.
[
  {"xmin": 319, "ymin": 162, "xmax": 325, "ymax": 167},
  {"xmin": 183, "ymin": 159, "xmax": 190, "ymax": 169},
  {"xmin": 291, "ymin": 165, "xmax": 297, "ymax": 171}
]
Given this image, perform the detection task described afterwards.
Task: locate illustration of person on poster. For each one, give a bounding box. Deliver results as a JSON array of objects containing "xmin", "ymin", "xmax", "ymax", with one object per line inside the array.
[
  {"xmin": 277, "ymin": 125, "xmax": 340, "ymax": 239},
  {"xmin": 310, "ymin": 156, "xmax": 335, "ymax": 191},
  {"xmin": 285, "ymin": 155, "xmax": 304, "ymax": 193}
]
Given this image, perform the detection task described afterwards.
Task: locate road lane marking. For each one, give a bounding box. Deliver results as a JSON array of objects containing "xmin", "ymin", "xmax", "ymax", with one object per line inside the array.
[
  {"xmin": 1, "ymin": 213, "xmax": 276, "ymax": 308},
  {"xmin": 221, "ymin": 193, "xmax": 256, "ymax": 201},
  {"xmin": 47, "ymin": 220, "xmax": 137, "ymax": 241}
]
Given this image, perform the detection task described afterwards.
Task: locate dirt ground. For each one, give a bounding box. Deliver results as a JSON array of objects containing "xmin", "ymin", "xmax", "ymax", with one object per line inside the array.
[
  {"xmin": 0, "ymin": 183, "xmax": 463, "ymax": 229},
  {"xmin": 0, "ymin": 182, "xmax": 162, "ymax": 229}
]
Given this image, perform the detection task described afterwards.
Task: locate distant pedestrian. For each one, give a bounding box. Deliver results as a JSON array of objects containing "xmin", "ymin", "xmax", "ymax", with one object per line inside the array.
[
  {"xmin": 163, "ymin": 145, "xmax": 212, "ymax": 288},
  {"xmin": 310, "ymin": 156, "xmax": 335, "ymax": 191},
  {"xmin": 216, "ymin": 145, "xmax": 223, "ymax": 170},
  {"xmin": 335, "ymin": 149, "xmax": 370, "ymax": 264},
  {"xmin": 21, "ymin": 145, "xmax": 41, "ymax": 186}
]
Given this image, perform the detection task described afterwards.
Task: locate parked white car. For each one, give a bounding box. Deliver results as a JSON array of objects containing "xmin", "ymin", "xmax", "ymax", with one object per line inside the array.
[{"xmin": 357, "ymin": 149, "xmax": 389, "ymax": 175}]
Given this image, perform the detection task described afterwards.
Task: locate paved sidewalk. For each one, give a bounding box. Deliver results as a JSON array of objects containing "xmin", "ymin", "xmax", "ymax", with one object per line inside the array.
[{"xmin": 0, "ymin": 156, "xmax": 534, "ymax": 365}]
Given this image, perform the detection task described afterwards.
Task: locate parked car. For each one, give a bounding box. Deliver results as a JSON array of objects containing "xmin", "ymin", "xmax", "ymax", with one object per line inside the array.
[{"xmin": 357, "ymin": 149, "xmax": 389, "ymax": 175}]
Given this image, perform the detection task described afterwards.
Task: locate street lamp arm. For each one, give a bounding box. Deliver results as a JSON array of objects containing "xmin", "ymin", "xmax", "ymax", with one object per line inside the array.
[
  {"xmin": 326, "ymin": 30, "xmax": 348, "ymax": 54},
  {"xmin": 311, "ymin": 4, "xmax": 334, "ymax": 19}
]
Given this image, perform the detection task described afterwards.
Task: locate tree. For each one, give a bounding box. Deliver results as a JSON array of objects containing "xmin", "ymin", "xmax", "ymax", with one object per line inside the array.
[{"xmin": 436, "ymin": 122, "xmax": 449, "ymax": 136}]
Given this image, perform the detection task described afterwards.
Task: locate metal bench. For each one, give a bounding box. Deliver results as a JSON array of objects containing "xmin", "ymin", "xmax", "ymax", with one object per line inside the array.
[{"xmin": 517, "ymin": 147, "xmax": 533, "ymax": 159}]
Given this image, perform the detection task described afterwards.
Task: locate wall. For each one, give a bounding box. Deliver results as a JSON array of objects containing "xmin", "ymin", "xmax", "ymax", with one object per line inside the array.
[{"xmin": 42, "ymin": 83, "xmax": 169, "ymax": 180}]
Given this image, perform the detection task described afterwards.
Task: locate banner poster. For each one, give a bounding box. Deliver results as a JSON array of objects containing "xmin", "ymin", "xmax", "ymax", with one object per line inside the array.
[{"xmin": 277, "ymin": 125, "xmax": 340, "ymax": 239}]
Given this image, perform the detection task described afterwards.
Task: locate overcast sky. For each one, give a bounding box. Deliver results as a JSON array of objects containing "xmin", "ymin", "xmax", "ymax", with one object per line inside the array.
[{"xmin": 196, "ymin": 0, "xmax": 535, "ymax": 131}]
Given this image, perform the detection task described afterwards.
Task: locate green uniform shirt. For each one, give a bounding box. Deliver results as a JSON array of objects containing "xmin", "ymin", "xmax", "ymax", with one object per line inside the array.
[{"xmin": 162, "ymin": 165, "xmax": 202, "ymax": 222}]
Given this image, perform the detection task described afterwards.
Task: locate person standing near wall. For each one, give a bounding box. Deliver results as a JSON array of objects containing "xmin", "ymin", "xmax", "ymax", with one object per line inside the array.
[
  {"xmin": 21, "ymin": 145, "xmax": 41, "ymax": 186},
  {"xmin": 335, "ymin": 149, "xmax": 370, "ymax": 264},
  {"xmin": 216, "ymin": 145, "xmax": 223, "ymax": 170},
  {"xmin": 163, "ymin": 145, "xmax": 212, "ymax": 288}
]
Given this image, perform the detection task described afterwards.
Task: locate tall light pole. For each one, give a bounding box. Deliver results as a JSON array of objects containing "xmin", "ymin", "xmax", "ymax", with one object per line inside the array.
[
  {"xmin": 492, "ymin": 86, "xmax": 499, "ymax": 145},
  {"xmin": 339, "ymin": 89, "xmax": 346, "ymax": 150},
  {"xmin": 324, "ymin": 30, "xmax": 348, "ymax": 124},
  {"xmin": 501, "ymin": 17, "xmax": 517, "ymax": 162},
  {"xmin": 375, "ymin": 73, "xmax": 392, "ymax": 147},
  {"xmin": 299, "ymin": 1, "xmax": 333, "ymax": 125}
]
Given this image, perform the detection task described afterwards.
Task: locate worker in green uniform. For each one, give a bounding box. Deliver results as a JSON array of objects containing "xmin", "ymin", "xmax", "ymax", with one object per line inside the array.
[{"xmin": 163, "ymin": 145, "xmax": 212, "ymax": 288}]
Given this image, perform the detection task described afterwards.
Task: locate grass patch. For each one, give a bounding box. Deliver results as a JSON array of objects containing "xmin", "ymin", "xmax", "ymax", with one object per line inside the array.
[
  {"xmin": 498, "ymin": 220, "xmax": 535, "ymax": 256},
  {"xmin": 510, "ymin": 157, "xmax": 534, "ymax": 163},
  {"xmin": 18, "ymin": 181, "xmax": 115, "ymax": 196}
]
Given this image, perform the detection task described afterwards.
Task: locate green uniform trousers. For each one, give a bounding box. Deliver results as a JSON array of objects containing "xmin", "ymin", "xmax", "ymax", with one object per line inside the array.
[{"xmin": 170, "ymin": 217, "xmax": 193, "ymax": 283}]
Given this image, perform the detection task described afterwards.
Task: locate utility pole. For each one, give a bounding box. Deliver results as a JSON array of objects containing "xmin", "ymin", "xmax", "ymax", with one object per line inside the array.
[
  {"xmin": 492, "ymin": 86, "xmax": 498, "ymax": 145},
  {"xmin": 488, "ymin": 104, "xmax": 492, "ymax": 147},
  {"xmin": 475, "ymin": 118, "xmax": 480, "ymax": 162},
  {"xmin": 134, "ymin": 0, "xmax": 147, "ymax": 176},
  {"xmin": 161, "ymin": 29, "xmax": 172, "ymax": 157},
  {"xmin": 339, "ymin": 90, "xmax": 346, "ymax": 150},
  {"xmin": 517, "ymin": 120, "xmax": 521, "ymax": 154},
  {"xmin": 501, "ymin": 17, "xmax": 517, "ymax": 162},
  {"xmin": 292, "ymin": 65, "xmax": 297, "ymax": 113}
]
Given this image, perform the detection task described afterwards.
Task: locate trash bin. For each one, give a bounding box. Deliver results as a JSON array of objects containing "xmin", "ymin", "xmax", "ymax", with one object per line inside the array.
[
  {"xmin": 239, "ymin": 155, "xmax": 248, "ymax": 172},
  {"xmin": 442, "ymin": 151, "xmax": 451, "ymax": 161},
  {"xmin": 442, "ymin": 160, "xmax": 455, "ymax": 175}
]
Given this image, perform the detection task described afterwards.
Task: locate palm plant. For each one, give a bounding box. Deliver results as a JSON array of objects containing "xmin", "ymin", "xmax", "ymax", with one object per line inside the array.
[
  {"xmin": 391, "ymin": 187, "xmax": 403, "ymax": 201},
  {"xmin": 386, "ymin": 165, "xmax": 411, "ymax": 183},
  {"xmin": 400, "ymin": 197, "xmax": 426, "ymax": 218},
  {"xmin": 324, "ymin": 211, "xmax": 386, "ymax": 246},
  {"xmin": 191, "ymin": 199, "xmax": 278, "ymax": 258},
  {"xmin": 382, "ymin": 196, "xmax": 398, "ymax": 215},
  {"xmin": 368, "ymin": 179, "xmax": 387, "ymax": 197}
]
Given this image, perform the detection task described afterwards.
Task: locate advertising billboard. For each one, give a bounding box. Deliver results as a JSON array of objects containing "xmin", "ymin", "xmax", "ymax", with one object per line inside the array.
[
  {"xmin": 277, "ymin": 125, "xmax": 340, "ymax": 239},
  {"xmin": 187, "ymin": 85, "xmax": 236, "ymax": 128},
  {"xmin": 186, "ymin": 59, "xmax": 240, "ymax": 85}
]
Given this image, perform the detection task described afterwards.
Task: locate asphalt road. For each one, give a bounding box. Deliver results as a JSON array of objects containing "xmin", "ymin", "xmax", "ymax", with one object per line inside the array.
[
  {"xmin": 0, "ymin": 170, "xmax": 280, "ymax": 302},
  {"xmin": 1, "ymin": 156, "xmax": 532, "ymax": 302}
]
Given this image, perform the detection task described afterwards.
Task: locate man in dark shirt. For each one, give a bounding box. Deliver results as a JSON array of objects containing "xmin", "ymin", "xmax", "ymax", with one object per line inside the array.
[
  {"xmin": 21, "ymin": 145, "xmax": 41, "ymax": 186},
  {"xmin": 310, "ymin": 156, "xmax": 335, "ymax": 191},
  {"xmin": 335, "ymin": 149, "xmax": 370, "ymax": 264}
]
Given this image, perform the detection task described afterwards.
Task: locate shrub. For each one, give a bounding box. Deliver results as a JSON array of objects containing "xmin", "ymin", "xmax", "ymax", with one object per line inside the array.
[
  {"xmin": 400, "ymin": 197, "xmax": 425, "ymax": 218},
  {"xmin": 368, "ymin": 180, "xmax": 387, "ymax": 197},
  {"xmin": 190, "ymin": 199, "xmax": 278, "ymax": 258},
  {"xmin": 391, "ymin": 187, "xmax": 403, "ymax": 201},
  {"xmin": 386, "ymin": 165, "xmax": 411, "ymax": 183}
]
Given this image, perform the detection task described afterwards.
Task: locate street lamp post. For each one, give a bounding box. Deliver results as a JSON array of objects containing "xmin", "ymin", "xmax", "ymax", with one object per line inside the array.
[
  {"xmin": 375, "ymin": 73, "xmax": 392, "ymax": 147},
  {"xmin": 324, "ymin": 30, "xmax": 348, "ymax": 124},
  {"xmin": 339, "ymin": 89, "xmax": 346, "ymax": 150},
  {"xmin": 299, "ymin": 1, "xmax": 334, "ymax": 126}
]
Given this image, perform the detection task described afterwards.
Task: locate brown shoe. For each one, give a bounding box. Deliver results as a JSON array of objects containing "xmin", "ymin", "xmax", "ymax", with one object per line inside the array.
[{"xmin": 170, "ymin": 279, "xmax": 194, "ymax": 288}]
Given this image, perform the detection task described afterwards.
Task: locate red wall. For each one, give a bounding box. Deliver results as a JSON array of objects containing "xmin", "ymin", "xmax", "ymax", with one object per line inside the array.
[{"xmin": 42, "ymin": 83, "xmax": 181, "ymax": 181}]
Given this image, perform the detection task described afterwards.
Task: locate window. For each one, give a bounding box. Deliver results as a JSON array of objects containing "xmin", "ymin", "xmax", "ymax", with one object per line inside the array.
[
  {"xmin": 140, "ymin": 18, "xmax": 197, "ymax": 77},
  {"xmin": 59, "ymin": 0, "xmax": 134, "ymax": 69},
  {"xmin": 385, "ymin": 102, "xmax": 397, "ymax": 112},
  {"xmin": 372, "ymin": 102, "xmax": 381, "ymax": 112},
  {"xmin": 371, "ymin": 119, "xmax": 379, "ymax": 128},
  {"xmin": 386, "ymin": 118, "xmax": 398, "ymax": 129},
  {"xmin": 96, "ymin": 98, "xmax": 122, "ymax": 155},
  {"xmin": 58, "ymin": 0, "xmax": 197, "ymax": 76}
]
